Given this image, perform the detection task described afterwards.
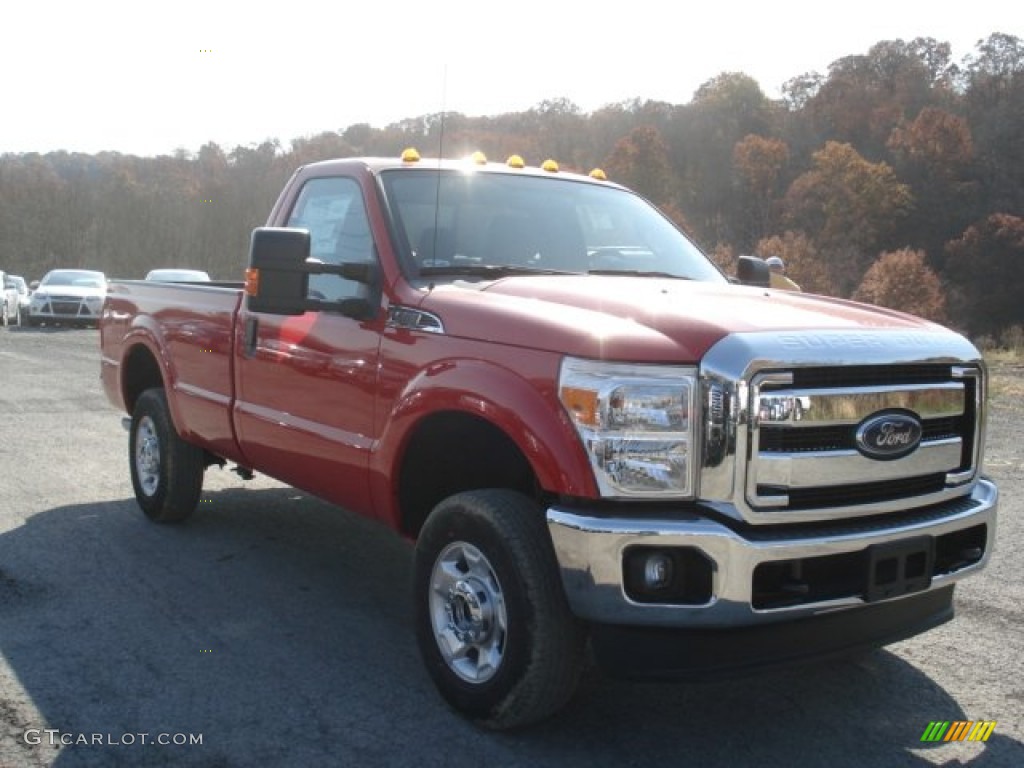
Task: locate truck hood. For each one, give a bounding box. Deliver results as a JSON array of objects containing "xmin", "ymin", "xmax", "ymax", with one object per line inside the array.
[{"xmin": 418, "ymin": 275, "xmax": 951, "ymax": 362}]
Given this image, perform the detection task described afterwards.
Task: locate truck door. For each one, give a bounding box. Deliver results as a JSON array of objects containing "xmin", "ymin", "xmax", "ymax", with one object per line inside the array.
[{"xmin": 233, "ymin": 175, "xmax": 383, "ymax": 515}]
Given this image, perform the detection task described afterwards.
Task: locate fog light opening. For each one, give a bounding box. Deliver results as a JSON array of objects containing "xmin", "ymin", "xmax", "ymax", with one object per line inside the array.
[
  {"xmin": 643, "ymin": 552, "xmax": 674, "ymax": 590},
  {"xmin": 624, "ymin": 546, "xmax": 713, "ymax": 605}
]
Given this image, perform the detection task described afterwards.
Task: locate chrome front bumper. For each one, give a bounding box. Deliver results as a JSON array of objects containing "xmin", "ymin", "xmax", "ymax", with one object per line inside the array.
[{"xmin": 546, "ymin": 478, "xmax": 997, "ymax": 628}]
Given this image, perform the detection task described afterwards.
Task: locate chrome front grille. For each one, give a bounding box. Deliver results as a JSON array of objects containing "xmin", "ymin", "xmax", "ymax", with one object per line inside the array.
[
  {"xmin": 699, "ymin": 330, "xmax": 987, "ymax": 526},
  {"xmin": 747, "ymin": 365, "xmax": 981, "ymax": 519}
]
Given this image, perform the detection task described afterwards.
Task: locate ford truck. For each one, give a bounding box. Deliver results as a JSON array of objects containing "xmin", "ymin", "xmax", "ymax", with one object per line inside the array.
[{"xmin": 99, "ymin": 150, "xmax": 998, "ymax": 729}]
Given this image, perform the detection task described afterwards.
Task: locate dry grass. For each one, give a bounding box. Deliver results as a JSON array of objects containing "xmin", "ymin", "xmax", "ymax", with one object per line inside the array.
[
  {"xmin": 984, "ymin": 347, "xmax": 1022, "ymax": 365},
  {"xmin": 986, "ymin": 350, "xmax": 1024, "ymax": 403}
]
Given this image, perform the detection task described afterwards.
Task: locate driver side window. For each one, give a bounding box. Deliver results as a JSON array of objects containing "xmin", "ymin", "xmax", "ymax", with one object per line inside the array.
[{"xmin": 286, "ymin": 177, "xmax": 375, "ymax": 301}]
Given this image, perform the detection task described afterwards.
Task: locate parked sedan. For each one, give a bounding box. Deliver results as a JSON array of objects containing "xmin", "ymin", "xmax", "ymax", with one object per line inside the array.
[
  {"xmin": 7, "ymin": 275, "xmax": 32, "ymax": 321},
  {"xmin": 27, "ymin": 269, "xmax": 107, "ymax": 327},
  {"xmin": 1, "ymin": 271, "xmax": 20, "ymax": 326}
]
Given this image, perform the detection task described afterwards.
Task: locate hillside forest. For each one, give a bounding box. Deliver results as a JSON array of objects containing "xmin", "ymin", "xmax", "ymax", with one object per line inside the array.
[{"xmin": 1, "ymin": 34, "xmax": 1022, "ymax": 343}]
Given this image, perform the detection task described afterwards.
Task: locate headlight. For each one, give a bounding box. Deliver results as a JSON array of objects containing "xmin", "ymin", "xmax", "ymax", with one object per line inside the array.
[{"xmin": 558, "ymin": 357, "xmax": 698, "ymax": 498}]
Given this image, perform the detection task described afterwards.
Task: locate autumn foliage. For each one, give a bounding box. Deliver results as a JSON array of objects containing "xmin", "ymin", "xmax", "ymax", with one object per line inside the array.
[
  {"xmin": 944, "ymin": 214, "xmax": 1024, "ymax": 335},
  {"xmin": 603, "ymin": 125, "xmax": 674, "ymax": 205},
  {"xmin": 1, "ymin": 34, "xmax": 1023, "ymax": 339},
  {"xmin": 784, "ymin": 141, "xmax": 914, "ymax": 295},
  {"xmin": 852, "ymin": 248, "xmax": 947, "ymax": 324}
]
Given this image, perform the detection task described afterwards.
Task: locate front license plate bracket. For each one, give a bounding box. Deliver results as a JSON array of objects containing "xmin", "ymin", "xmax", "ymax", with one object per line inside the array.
[{"xmin": 864, "ymin": 536, "xmax": 934, "ymax": 602}]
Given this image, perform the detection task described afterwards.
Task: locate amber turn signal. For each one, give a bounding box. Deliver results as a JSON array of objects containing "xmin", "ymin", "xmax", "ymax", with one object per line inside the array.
[{"xmin": 244, "ymin": 267, "xmax": 260, "ymax": 296}]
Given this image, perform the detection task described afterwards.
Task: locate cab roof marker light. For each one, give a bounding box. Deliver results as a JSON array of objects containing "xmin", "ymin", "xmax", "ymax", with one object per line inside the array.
[
  {"xmin": 541, "ymin": 159, "xmax": 559, "ymax": 172},
  {"xmin": 401, "ymin": 147, "xmax": 421, "ymax": 163},
  {"xmin": 470, "ymin": 151, "xmax": 487, "ymax": 165},
  {"xmin": 589, "ymin": 168, "xmax": 608, "ymax": 180},
  {"xmin": 506, "ymin": 154, "xmax": 525, "ymax": 169}
]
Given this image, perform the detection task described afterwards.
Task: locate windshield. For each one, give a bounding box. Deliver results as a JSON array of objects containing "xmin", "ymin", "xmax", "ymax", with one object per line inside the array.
[
  {"xmin": 146, "ymin": 269, "xmax": 210, "ymax": 282},
  {"xmin": 41, "ymin": 270, "xmax": 106, "ymax": 289},
  {"xmin": 380, "ymin": 170, "xmax": 726, "ymax": 283}
]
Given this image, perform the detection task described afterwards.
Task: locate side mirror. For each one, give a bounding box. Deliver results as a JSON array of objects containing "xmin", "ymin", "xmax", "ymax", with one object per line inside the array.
[
  {"xmin": 30, "ymin": 280, "xmax": 40, "ymax": 291},
  {"xmin": 245, "ymin": 227, "xmax": 379, "ymax": 319},
  {"xmin": 736, "ymin": 254, "xmax": 770, "ymax": 288},
  {"xmin": 246, "ymin": 228, "xmax": 311, "ymax": 315}
]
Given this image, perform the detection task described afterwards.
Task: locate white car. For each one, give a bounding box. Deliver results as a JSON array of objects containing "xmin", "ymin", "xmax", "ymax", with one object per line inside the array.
[
  {"xmin": 27, "ymin": 269, "xmax": 108, "ymax": 328},
  {"xmin": 1, "ymin": 270, "xmax": 20, "ymax": 326},
  {"xmin": 7, "ymin": 275, "xmax": 32, "ymax": 322},
  {"xmin": 145, "ymin": 268, "xmax": 211, "ymax": 282}
]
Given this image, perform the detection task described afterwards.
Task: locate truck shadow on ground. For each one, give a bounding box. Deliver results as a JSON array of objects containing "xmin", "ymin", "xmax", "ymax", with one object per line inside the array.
[{"xmin": 0, "ymin": 488, "xmax": 1019, "ymax": 767}]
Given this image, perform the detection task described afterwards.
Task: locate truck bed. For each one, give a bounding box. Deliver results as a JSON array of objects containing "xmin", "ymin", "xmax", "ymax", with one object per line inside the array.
[{"xmin": 100, "ymin": 280, "xmax": 246, "ymax": 464}]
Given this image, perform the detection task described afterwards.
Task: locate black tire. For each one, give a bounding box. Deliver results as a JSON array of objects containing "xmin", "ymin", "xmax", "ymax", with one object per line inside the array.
[
  {"xmin": 26, "ymin": 315, "xmax": 39, "ymax": 327},
  {"xmin": 414, "ymin": 489, "xmax": 586, "ymax": 729},
  {"xmin": 129, "ymin": 388, "xmax": 205, "ymax": 522}
]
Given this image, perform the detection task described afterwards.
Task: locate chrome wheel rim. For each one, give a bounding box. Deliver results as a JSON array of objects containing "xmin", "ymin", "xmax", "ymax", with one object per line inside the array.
[
  {"xmin": 428, "ymin": 541, "xmax": 508, "ymax": 684},
  {"xmin": 134, "ymin": 415, "xmax": 161, "ymax": 497}
]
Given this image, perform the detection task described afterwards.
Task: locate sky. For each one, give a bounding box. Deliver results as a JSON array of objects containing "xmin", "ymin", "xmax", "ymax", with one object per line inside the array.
[{"xmin": 2, "ymin": 0, "xmax": 1019, "ymax": 158}]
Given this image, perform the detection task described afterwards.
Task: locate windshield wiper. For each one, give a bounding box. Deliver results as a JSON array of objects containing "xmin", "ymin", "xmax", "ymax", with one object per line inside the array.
[
  {"xmin": 587, "ymin": 269, "xmax": 689, "ymax": 279},
  {"xmin": 419, "ymin": 265, "xmax": 575, "ymax": 278}
]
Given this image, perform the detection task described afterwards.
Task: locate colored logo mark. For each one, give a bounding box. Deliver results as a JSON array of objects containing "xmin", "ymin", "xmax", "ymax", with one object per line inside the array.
[{"xmin": 920, "ymin": 721, "xmax": 997, "ymax": 742}]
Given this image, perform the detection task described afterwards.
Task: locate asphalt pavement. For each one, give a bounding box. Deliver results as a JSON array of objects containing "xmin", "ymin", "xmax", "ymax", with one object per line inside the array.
[{"xmin": 1, "ymin": 326, "xmax": 1021, "ymax": 767}]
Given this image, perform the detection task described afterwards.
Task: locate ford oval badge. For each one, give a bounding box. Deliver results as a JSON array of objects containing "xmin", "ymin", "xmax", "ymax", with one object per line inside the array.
[{"xmin": 855, "ymin": 412, "xmax": 923, "ymax": 460}]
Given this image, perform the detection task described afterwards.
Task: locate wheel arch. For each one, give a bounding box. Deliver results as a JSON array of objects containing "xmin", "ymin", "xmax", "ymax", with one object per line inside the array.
[
  {"xmin": 374, "ymin": 358, "xmax": 598, "ymax": 538},
  {"xmin": 121, "ymin": 340, "xmax": 167, "ymax": 415},
  {"xmin": 396, "ymin": 410, "xmax": 539, "ymax": 538},
  {"xmin": 116, "ymin": 323, "xmax": 190, "ymax": 443}
]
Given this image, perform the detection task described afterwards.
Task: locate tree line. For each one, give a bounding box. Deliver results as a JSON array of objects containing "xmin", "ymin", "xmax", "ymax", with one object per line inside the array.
[{"xmin": 1, "ymin": 33, "xmax": 1021, "ymax": 341}]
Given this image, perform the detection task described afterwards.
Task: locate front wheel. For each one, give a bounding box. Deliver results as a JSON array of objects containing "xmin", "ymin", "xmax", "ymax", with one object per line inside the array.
[
  {"xmin": 129, "ymin": 388, "xmax": 205, "ymax": 522},
  {"xmin": 414, "ymin": 489, "xmax": 586, "ymax": 729}
]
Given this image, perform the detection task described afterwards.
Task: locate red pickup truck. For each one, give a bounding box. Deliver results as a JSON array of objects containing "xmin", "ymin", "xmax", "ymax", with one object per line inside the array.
[{"xmin": 100, "ymin": 150, "xmax": 998, "ymax": 729}]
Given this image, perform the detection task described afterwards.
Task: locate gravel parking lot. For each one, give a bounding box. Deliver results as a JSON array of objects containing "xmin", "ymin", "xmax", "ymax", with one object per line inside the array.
[{"xmin": 1, "ymin": 326, "xmax": 1022, "ymax": 767}]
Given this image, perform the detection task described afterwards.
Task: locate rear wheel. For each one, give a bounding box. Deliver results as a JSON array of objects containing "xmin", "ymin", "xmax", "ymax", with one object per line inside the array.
[
  {"xmin": 414, "ymin": 489, "xmax": 586, "ymax": 729},
  {"xmin": 129, "ymin": 388, "xmax": 205, "ymax": 522}
]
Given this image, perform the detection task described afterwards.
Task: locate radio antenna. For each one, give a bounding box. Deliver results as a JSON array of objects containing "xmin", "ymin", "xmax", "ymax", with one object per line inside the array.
[
  {"xmin": 437, "ymin": 63, "xmax": 448, "ymax": 160},
  {"xmin": 427, "ymin": 65, "xmax": 448, "ymax": 273}
]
